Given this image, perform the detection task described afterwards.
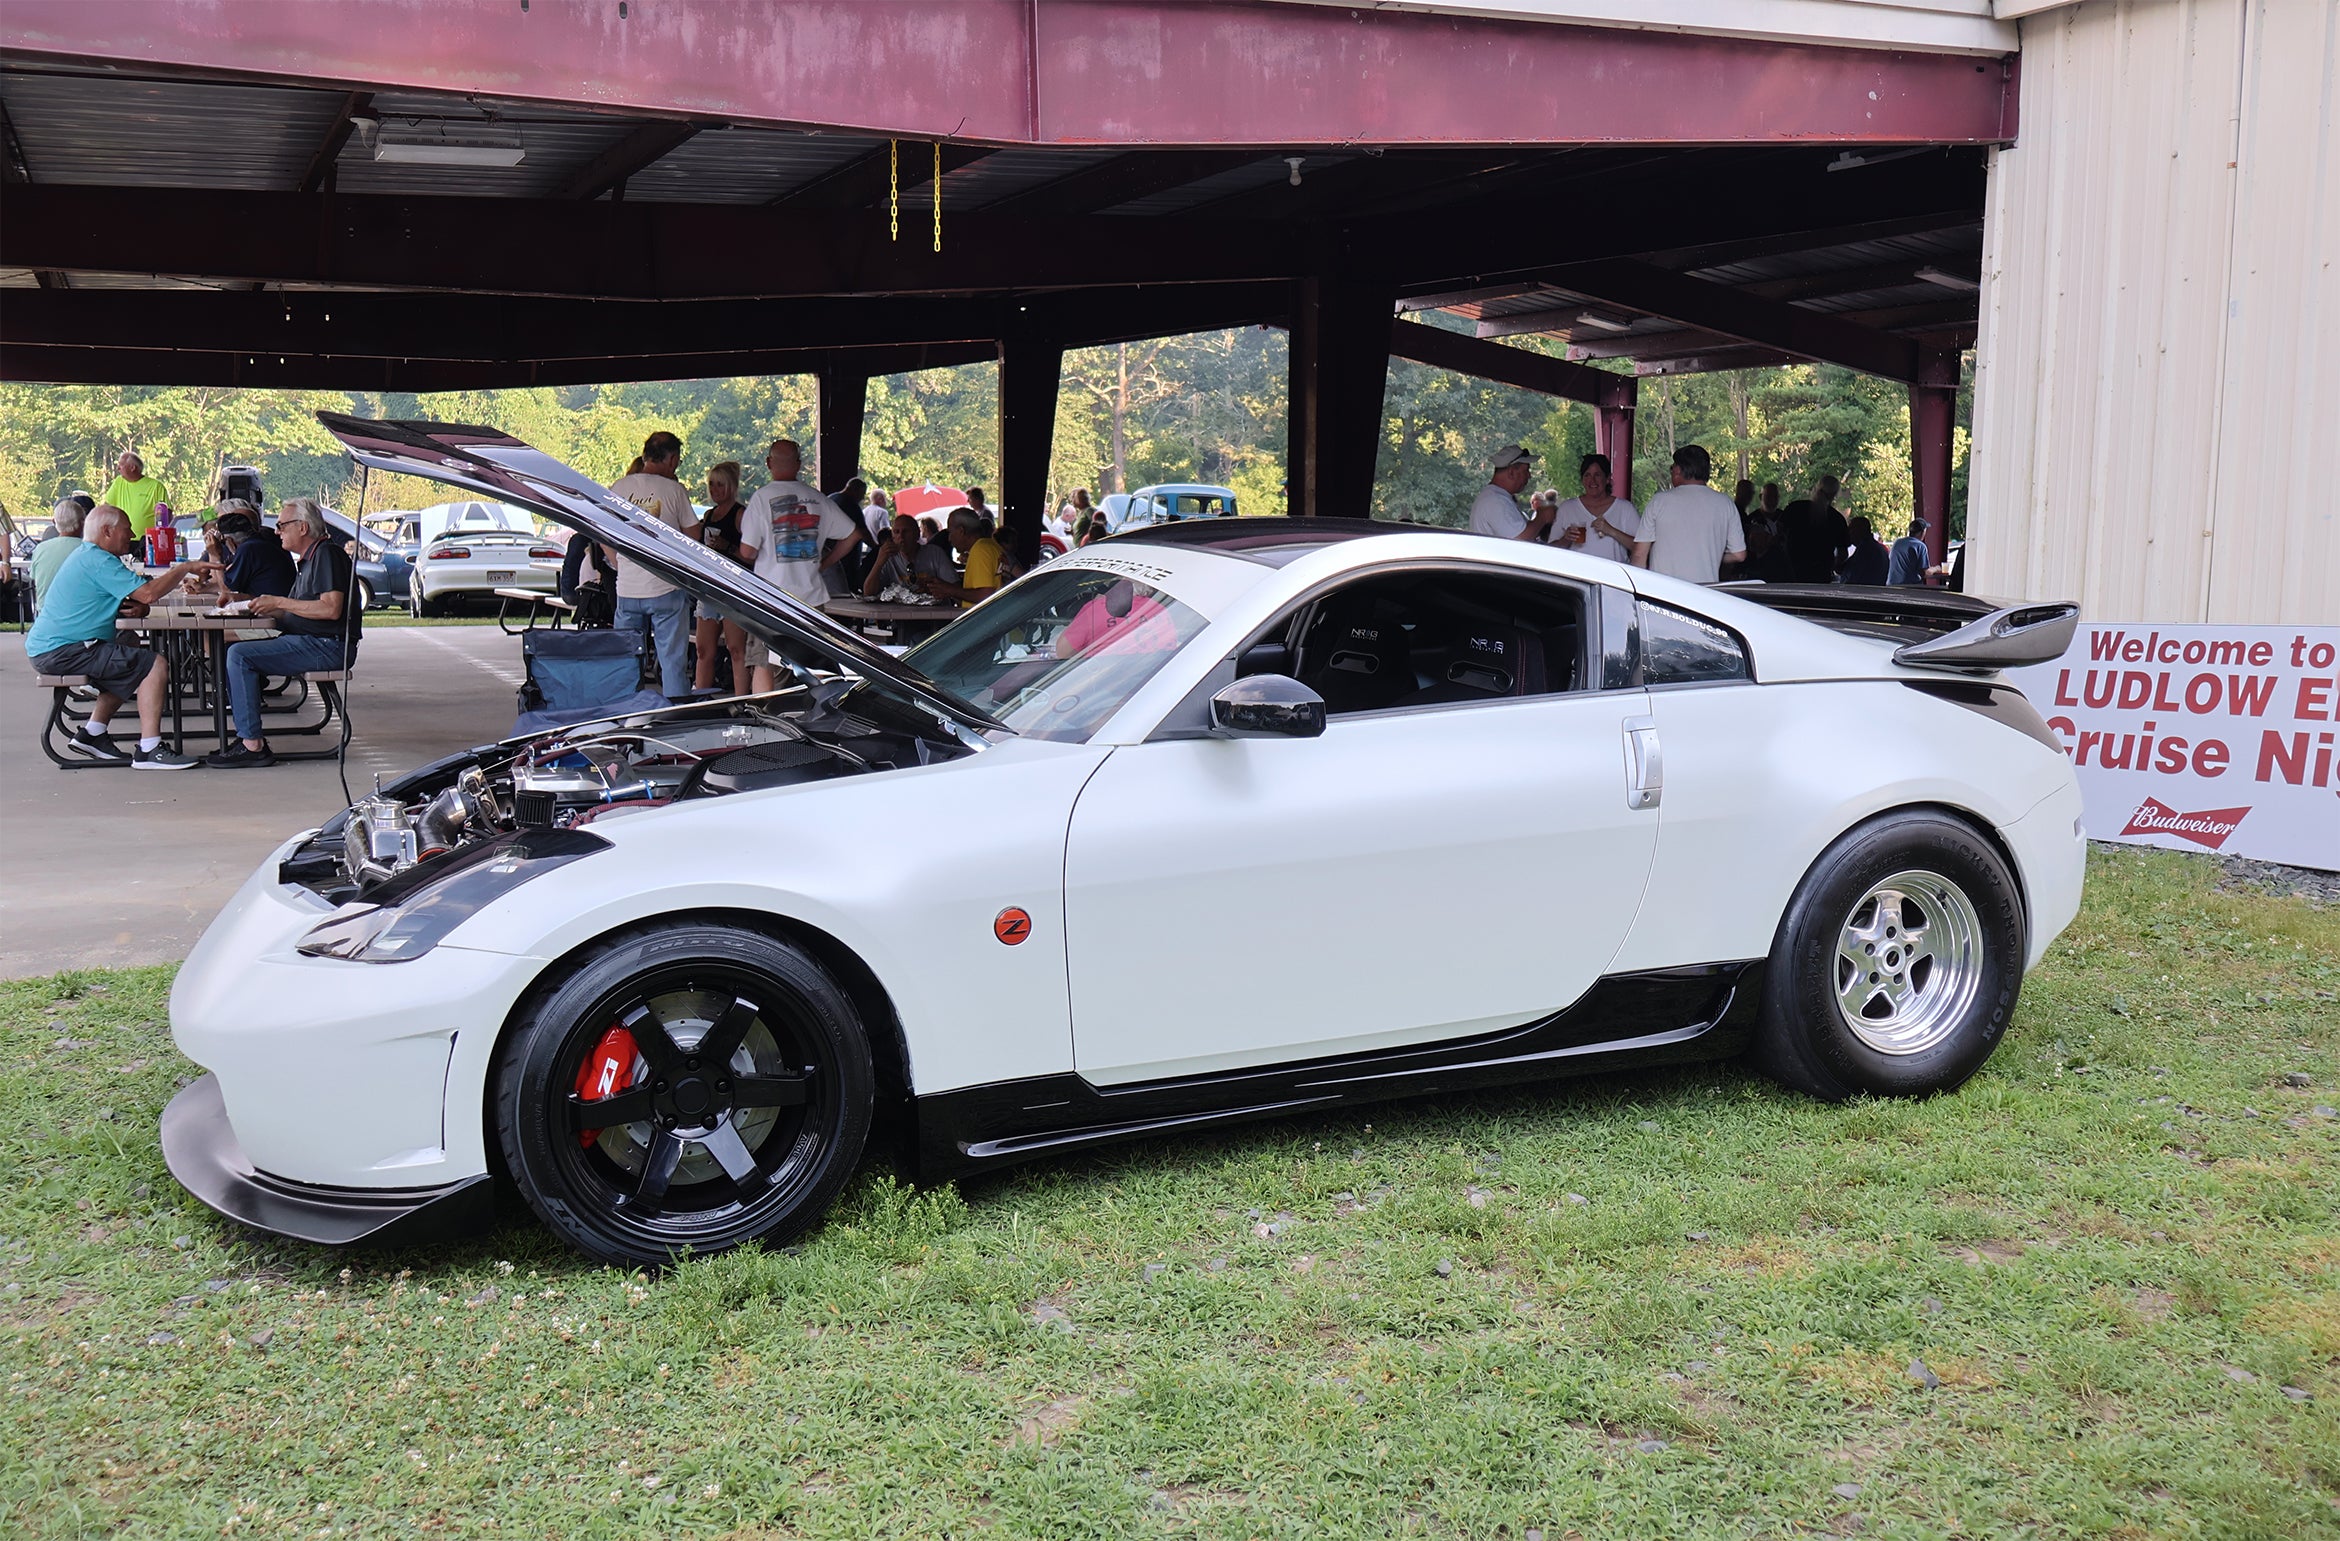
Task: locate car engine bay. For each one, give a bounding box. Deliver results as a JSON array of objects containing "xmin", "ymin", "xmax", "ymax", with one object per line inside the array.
[{"xmin": 278, "ymin": 693, "xmax": 968, "ymax": 905}]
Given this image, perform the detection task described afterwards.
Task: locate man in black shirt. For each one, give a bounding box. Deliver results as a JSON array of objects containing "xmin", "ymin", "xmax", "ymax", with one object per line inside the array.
[
  {"xmin": 1836, "ymin": 515, "xmax": 1890, "ymax": 585},
  {"xmin": 1780, "ymin": 474, "xmax": 1849, "ymax": 584},
  {"xmin": 211, "ymin": 506, "xmax": 296, "ymax": 599},
  {"xmin": 210, "ymin": 499, "xmax": 360, "ymax": 768}
]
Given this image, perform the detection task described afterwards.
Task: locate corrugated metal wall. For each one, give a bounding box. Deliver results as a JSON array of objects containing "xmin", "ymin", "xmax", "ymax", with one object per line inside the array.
[{"xmin": 1968, "ymin": 0, "xmax": 2338, "ymax": 624}]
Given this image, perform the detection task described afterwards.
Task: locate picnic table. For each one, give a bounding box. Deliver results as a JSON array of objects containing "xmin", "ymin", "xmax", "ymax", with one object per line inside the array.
[
  {"xmin": 116, "ymin": 603, "xmax": 276, "ymax": 752},
  {"xmin": 496, "ymin": 587, "xmax": 577, "ymax": 634},
  {"xmin": 820, "ymin": 594, "xmax": 954, "ymax": 643}
]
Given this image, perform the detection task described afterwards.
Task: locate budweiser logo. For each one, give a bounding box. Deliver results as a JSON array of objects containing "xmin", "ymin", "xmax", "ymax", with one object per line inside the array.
[{"xmin": 2119, "ymin": 798, "xmax": 2251, "ymax": 850}]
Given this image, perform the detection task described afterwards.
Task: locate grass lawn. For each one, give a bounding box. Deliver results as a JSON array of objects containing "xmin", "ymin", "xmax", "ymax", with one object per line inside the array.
[
  {"xmin": 2, "ymin": 846, "xmax": 2333, "ymax": 1539},
  {"xmin": 362, "ymin": 613, "xmax": 506, "ymax": 628}
]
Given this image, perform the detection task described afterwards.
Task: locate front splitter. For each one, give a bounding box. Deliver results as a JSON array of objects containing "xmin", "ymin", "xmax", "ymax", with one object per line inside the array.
[{"xmin": 161, "ymin": 1074, "xmax": 493, "ymax": 1247}]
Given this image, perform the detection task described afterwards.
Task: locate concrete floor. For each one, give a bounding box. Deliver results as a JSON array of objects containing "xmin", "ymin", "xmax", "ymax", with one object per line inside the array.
[{"xmin": 1, "ymin": 624, "xmax": 530, "ymax": 979}]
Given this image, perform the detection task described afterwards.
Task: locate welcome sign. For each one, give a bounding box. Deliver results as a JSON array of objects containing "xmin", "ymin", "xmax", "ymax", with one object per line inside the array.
[{"xmin": 2005, "ymin": 624, "xmax": 2340, "ymax": 872}]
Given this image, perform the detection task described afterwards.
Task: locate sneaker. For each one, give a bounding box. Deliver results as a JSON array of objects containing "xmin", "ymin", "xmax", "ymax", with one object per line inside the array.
[
  {"xmin": 133, "ymin": 744, "xmax": 200, "ymax": 771},
  {"xmin": 204, "ymin": 741, "xmax": 275, "ymax": 769},
  {"xmin": 65, "ymin": 729, "xmax": 129, "ymax": 764}
]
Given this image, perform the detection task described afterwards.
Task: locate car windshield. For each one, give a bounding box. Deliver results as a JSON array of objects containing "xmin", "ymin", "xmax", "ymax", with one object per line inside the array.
[{"xmin": 900, "ymin": 566, "xmax": 1208, "ymax": 742}]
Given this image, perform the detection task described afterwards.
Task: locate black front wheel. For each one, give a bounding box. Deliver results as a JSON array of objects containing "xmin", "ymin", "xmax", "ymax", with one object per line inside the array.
[{"xmin": 496, "ymin": 923, "xmax": 875, "ymax": 1267}]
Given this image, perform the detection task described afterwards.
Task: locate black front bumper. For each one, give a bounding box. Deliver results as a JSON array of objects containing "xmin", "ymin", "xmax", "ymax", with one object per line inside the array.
[{"xmin": 161, "ymin": 1074, "xmax": 493, "ymax": 1247}]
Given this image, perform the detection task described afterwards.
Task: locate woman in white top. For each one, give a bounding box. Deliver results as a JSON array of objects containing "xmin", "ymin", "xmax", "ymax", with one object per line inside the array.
[{"xmin": 1549, "ymin": 453, "xmax": 1640, "ymax": 564}]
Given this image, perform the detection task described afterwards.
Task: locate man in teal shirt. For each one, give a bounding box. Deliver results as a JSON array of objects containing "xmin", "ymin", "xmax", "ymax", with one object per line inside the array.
[
  {"xmin": 101, "ymin": 451, "xmax": 166, "ymax": 539},
  {"xmin": 29, "ymin": 496, "xmax": 90, "ymax": 607},
  {"xmin": 24, "ymin": 505, "xmax": 214, "ymax": 769}
]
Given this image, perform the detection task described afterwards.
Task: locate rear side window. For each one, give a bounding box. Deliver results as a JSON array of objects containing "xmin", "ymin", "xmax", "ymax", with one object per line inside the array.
[{"xmin": 1638, "ymin": 600, "xmax": 1749, "ymax": 686}]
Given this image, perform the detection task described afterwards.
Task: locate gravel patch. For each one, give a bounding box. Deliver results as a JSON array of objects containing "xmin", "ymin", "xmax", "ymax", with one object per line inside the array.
[
  {"xmin": 2206, "ymin": 853, "xmax": 2340, "ymax": 907},
  {"xmin": 2089, "ymin": 842, "xmax": 2338, "ymax": 905}
]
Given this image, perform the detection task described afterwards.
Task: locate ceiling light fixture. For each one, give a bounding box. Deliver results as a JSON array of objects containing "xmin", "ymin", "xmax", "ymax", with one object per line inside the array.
[
  {"xmin": 1914, "ymin": 265, "xmax": 1980, "ymax": 292},
  {"xmin": 1574, "ymin": 310, "xmax": 1633, "ymax": 333},
  {"xmin": 1826, "ymin": 146, "xmax": 1931, "ymax": 174},
  {"xmin": 366, "ymin": 118, "xmax": 526, "ymax": 168},
  {"xmin": 1286, "ymin": 156, "xmax": 1305, "ymax": 187}
]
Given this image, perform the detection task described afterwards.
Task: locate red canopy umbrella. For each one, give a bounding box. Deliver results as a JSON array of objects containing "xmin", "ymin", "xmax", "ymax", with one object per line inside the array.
[{"xmin": 891, "ymin": 483, "xmax": 967, "ymax": 522}]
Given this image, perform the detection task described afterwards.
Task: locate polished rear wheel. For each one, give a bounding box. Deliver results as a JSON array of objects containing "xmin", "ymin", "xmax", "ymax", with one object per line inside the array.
[
  {"xmin": 1832, "ymin": 870, "xmax": 1985, "ymax": 1056},
  {"xmin": 1755, "ymin": 810, "xmax": 2024, "ymax": 1100},
  {"xmin": 497, "ymin": 924, "xmax": 874, "ymax": 1266}
]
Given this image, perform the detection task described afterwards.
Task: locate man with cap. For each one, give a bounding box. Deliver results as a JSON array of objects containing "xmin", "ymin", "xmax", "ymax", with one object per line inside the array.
[
  {"xmin": 1469, "ymin": 445, "xmax": 1552, "ymax": 541},
  {"xmin": 1886, "ymin": 517, "xmax": 1932, "ymax": 586},
  {"xmin": 206, "ymin": 503, "xmax": 296, "ymax": 600}
]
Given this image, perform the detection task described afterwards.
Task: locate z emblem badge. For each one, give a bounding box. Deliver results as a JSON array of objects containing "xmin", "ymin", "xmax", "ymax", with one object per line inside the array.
[{"xmin": 994, "ymin": 907, "xmax": 1033, "ymax": 945}]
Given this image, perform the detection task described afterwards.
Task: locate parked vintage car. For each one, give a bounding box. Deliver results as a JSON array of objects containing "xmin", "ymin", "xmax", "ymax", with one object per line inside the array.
[
  {"xmin": 407, "ymin": 499, "xmax": 562, "ymax": 616},
  {"xmin": 1107, "ymin": 482, "xmax": 1239, "ymax": 533},
  {"xmin": 162, "ymin": 415, "xmax": 2087, "ymax": 1266}
]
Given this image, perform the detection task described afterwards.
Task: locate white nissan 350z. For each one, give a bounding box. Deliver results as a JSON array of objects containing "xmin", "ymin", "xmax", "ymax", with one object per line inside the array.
[{"xmin": 162, "ymin": 415, "xmax": 2088, "ymax": 1266}]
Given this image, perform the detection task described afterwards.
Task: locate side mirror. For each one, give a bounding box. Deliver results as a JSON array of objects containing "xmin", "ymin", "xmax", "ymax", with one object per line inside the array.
[{"xmin": 1210, "ymin": 674, "xmax": 1326, "ymax": 739}]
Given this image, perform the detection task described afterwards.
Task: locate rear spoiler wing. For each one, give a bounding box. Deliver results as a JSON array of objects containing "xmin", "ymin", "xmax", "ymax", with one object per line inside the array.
[{"xmin": 1890, "ymin": 602, "xmax": 2079, "ymax": 673}]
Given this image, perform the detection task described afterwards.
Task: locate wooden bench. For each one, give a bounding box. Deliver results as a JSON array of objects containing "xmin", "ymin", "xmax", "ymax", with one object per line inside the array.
[{"xmin": 31, "ymin": 671, "xmax": 124, "ymax": 769}]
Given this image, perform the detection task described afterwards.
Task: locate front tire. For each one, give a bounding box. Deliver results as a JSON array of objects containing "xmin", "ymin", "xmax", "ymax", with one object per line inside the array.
[
  {"xmin": 496, "ymin": 923, "xmax": 875, "ymax": 1267},
  {"xmin": 354, "ymin": 578, "xmax": 374, "ymax": 612},
  {"xmin": 1753, "ymin": 810, "xmax": 2025, "ymax": 1101}
]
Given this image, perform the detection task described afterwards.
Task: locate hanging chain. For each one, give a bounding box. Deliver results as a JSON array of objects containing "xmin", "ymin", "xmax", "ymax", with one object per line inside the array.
[
  {"xmin": 932, "ymin": 141, "xmax": 943, "ymax": 253},
  {"xmin": 888, "ymin": 140, "xmax": 899, "ymax": 242}
]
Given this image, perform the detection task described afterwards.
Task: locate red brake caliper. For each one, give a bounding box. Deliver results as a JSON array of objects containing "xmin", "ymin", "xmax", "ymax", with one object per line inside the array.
[{"xmin": 573, "ymin": 1024, "xmax": 641, "ymax": 1148}]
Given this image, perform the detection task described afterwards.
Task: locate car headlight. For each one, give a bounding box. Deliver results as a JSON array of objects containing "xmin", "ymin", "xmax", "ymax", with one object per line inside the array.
[{"xmin": 297, "ymin": 829, "xmax": 608, "ymax": 963}]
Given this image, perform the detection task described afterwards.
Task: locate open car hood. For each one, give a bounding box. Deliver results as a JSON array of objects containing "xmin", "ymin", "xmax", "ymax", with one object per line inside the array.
[{"xmin": 316, "ymin": 413, "xmax": 1003, "ymax": 734}]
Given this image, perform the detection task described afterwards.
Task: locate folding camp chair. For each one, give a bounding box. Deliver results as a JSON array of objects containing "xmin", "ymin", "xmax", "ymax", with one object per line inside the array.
[{"xmin": 514, "ymin": 626, "xmax": 657, "ymax": 734}]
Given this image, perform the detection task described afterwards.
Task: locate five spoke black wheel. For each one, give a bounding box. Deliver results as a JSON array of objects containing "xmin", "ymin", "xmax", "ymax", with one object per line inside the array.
[{"xmin": 497, "ymin": 923, "xmax": 874, "ymax": 1266}]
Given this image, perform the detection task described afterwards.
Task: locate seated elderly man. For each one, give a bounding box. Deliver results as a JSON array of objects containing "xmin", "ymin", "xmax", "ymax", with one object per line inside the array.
[
  {"xmin": 208, "ymin": 499, "xmax": 361, "ymax": 768},
  {"xmin": 861, "ymin": 512, "xmax": 956, "ymax": 597},
  {"xmin": 22, "ymin": 504, "xmax": 215, "ymax": 769},
  {"xmin": 916, "ymin": 506, "xmax": 1007, "ymax": 608},
  {"xmin": 29, "ymin": 495, "xmax": 90, "ymax": 608},
  {"xmin": 208, "ymin": 503, "xmax": 296, "ymax": 599}
]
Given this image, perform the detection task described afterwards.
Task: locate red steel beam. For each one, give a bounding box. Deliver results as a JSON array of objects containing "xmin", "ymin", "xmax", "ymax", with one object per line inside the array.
[
  {"xmin": 0, "ymin": 1, "xmax": 2016, "ymax": 149},
  {"xmin": 1388, "ymin": 319, "xmax": 1631, "ymax": 407},
  {"xmin": 555, "ymin": 119, "xmax": 703, "ymax": 202},
  {"xmin": 0, "ymin": 184, "xmax": 1303, "ymax": 300},
  {"xmin": 0, "ymin": 340, "xmax": 1000, "ymax": 393}
]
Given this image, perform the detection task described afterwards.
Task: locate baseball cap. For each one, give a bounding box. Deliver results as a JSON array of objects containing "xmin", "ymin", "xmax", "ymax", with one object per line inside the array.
[{"xmin": 1491, "ymin": 445, "xmax": 1532, "ymax": 471}]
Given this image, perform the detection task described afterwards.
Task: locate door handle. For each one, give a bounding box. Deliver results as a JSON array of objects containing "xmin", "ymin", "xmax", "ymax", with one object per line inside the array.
[{"xmin": 1622, "ymin": 715, "xmax": 1662, "ymax": 810}]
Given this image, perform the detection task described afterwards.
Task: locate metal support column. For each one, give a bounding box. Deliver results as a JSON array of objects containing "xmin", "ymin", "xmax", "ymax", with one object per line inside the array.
[
  {"xmin": 1287, "ymin": 275, "xmax": 1394, "ymax": 518},
  {"xmin": 998, "ymin": 329, "xmax": 1062, "ymax": 570},
  {"xmin": 815, "ymin": 367, "xmax": 867, "ymax": 491},
  {"xmin": 1597, "ymin": 377, "xmax": 1638, "ymax": 504},
  {"xmin": 1910, "ymin": 347, "xmax": 1959, "ymax": 573}
]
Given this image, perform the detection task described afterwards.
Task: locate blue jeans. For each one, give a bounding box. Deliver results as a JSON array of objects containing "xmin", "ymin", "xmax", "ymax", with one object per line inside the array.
[
  {"xmin": 227, "ymin": 633, "xmax": 350, "ymax": 743},
  {"xmin": 614, "ymin": 589, "xmax": 691, "ymax": 697}
]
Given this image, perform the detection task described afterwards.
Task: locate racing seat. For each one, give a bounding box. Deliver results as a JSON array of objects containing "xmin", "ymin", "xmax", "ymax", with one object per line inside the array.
[
  {"xmin": 1394, "ymin": 619, "xmax": 1545, "ymax": 707},
  {"xmin": 1298, "ymin": 597, "xmax": 1416, "ymax": 714}
]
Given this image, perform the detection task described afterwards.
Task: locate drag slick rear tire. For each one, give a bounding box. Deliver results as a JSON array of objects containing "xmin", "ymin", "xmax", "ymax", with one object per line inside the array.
[
  {"xmin": 1753, "ymin": 809, "xmax": 2026, "ymax": 1102},
  {"xmin": 496, "ymin": 923, "xmax": 874, "ymax": 1267}
]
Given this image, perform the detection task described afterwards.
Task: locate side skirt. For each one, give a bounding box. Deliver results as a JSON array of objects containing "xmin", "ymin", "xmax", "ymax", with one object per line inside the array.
[{"xmin": 910, "ymin": 961, "xmax": 1764, "ymax": 1183}]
